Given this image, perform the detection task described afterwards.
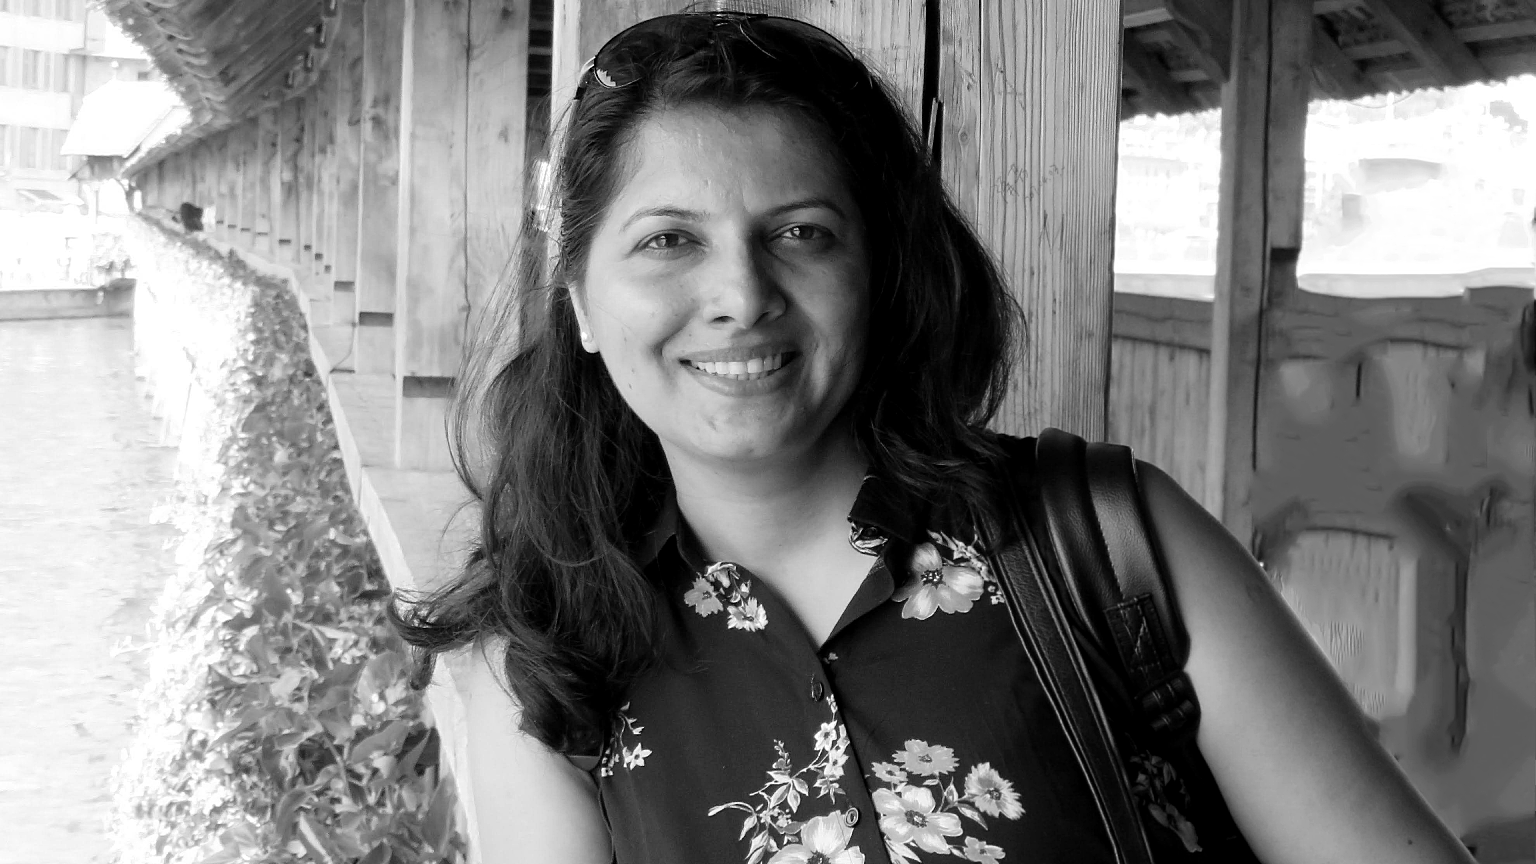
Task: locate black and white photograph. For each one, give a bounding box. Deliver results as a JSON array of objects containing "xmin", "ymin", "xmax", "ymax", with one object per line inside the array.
[{"xmin": 1, "ymin": 1, "xmax": 1532, "ymax": 863}]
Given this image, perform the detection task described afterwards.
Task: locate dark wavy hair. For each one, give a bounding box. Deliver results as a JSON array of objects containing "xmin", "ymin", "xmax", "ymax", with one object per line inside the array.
[{"xmin": 390, "ymin": 13, "xmax": 1024, "ymax": 755}]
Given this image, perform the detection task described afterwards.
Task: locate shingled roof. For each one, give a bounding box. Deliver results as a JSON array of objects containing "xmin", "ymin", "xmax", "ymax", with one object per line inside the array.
[{"xmin": 104, "ymin": 0, "xmax": 1536, "ymax": 170}]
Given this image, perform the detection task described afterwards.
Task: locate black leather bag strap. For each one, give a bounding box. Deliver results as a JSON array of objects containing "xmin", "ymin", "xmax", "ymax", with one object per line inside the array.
[
  {"xmin": 988, "ymin": 436, "xmax": 1156, "ymax": 864},
  {"xmin": 1035, "ymin": 428, "xmax": 1200, "ymax": 745}
]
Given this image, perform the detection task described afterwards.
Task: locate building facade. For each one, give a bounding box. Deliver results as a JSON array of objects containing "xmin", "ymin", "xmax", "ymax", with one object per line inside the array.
[{"xmin": 0, "ymin": 0, "xmax": 156, "ymax": 209}]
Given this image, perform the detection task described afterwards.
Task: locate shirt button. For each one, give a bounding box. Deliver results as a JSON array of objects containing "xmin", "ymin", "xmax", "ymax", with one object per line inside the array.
[
  {"xmin": 809, "ymin": 680, "xmax": 825, "ymax": 701},
  {"xmin": 842, "ymin": 807, "xmax": 860, "ymax": 827}
]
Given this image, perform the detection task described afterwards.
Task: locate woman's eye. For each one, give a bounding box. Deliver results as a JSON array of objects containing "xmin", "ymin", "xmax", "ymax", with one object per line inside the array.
[
  {"xmin": 781, "ymin": 225, "xmax": 827, "ymax": 242},
  {"xmin": 641, "ymin": 232, "xmax": 688, "ymax": 251}
]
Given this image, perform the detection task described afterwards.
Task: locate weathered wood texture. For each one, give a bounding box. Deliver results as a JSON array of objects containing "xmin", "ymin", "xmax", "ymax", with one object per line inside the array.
[
  {"xmin": 278, "ymin": 98, "xmax": 303, "ymax": 258},
  {"xmin": 298, "ymin": 96, "xmax": 316, "ymax": 262},
  {"xmin": 256, "ymin": 109, "xmax": 278, "ymax": 254},
  {"xmin": 948, "ymin": 1, "xmax": 1122, "ymax": 440},
  {"xmin": 395, "ymin": 0, "xmax": 471, "ymax": 471},
  {"xmin": 1109, "ymin": 334, "xmax": 1211, "ymax": 509},
  {"xmin": 355, "ymin": 0, "xmax": 405, "ymax": 375},
  {"xmin": 1208, "ymin": 0, "xmax": 1312, "ymax": 543},
  {"xmin": 313, "ymin": 65, "xmax": 339, "ymax": 298},
  {"xmin": 212, "ymin": 132, "xmax": 229, "ymax": 238},
  {"xmin": 333, "ymin": 0, "xmax": 366, "ymax": 328},
  {"xmin": 466, "ymin": 0, "xmax": 533, "ymax": 334},
  {"xmin": 238, "ymin": 120, "xmax": 257, "ymax": 244}
]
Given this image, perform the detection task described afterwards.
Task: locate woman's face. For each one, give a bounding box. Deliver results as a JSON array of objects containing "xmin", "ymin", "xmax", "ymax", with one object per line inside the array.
[{"xmin": 574, "ymin": 104, "xmax": 869, "ymax": 473}]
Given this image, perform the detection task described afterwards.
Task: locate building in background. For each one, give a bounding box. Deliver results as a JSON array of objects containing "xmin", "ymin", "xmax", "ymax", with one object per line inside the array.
[{"xmin": 0, "ymin": 0, "xmax": 158, "ymax": 211}]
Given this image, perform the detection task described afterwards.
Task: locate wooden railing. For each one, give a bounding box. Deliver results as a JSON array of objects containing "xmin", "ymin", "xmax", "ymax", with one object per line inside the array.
[{"xmin": 1109, "ymin": 278, "xmax": 1534, "ymax": 835}]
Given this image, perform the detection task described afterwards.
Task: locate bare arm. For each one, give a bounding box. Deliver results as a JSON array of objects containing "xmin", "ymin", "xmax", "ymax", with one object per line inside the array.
[
  {"xmin": 455, "ymin": 643, "xmax": 612, "ymax": 864},
  {"xmin": 1137, "ymin": 462, "xmax": 1474, "ymax": 864}
]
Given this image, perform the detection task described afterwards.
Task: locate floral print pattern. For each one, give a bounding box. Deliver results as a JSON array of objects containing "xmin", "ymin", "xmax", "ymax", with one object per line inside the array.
[
  {"xmin": 867, "ymin": 740, "xmax": 1024, "ymax": 862},
  {"xmin": 768, "ymin": 813, "xmax": 865, "ymax": 864},
  {"xmin": 708, "ymin": 698, "xmax": 858, "ymax": 864},
  {"xmin": 1130, "ymin": 750, "xmax": 1201, "ymax": 853},
  {"xmin": 893, "ymin": 531, "xmax": 1003, "ymax": 620},
  {"xmin": 598, "ymin": 702, "xmax": 650, "ymax": 778},
  {"xmin": 685, "ymin": 561, "xmax": 769, "ymax": 632}
]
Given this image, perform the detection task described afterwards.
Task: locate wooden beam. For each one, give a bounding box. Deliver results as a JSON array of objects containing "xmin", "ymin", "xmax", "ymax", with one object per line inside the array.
[
  {"xmin": 395, "ymin": 0, "xmax": 470, "ymax": 471},
  {"xmin": 279, "ymin": 97, "xmax": 303, "ymax": 261},
  {"xmin": 332, "ymin": 0, "xmax": 365, "ymax": 333},
  {"xmin": 1360, "ymin": 0, "xmax": 1486, "ymax": 87},
  {"xmin": 465, "ymin": 0, "xmax": 530, "ymax": 328},
  {"xmin": 312, "ymin": 66, "xmax": 338, "ymax": 303},
  {"xmin": 211, "ymin": 132, "xmax": 227, "ymax": 237},
  {"xmin": 1208, "ymin": 0, "xmax": 1312, "ymax": 543},
  {"xmin": 1311, "ymin": 19, "xmax": 1372, "ymax": 99},
  {"xmin": 1122, "ymin": 31, "xmax": 1195, "ymax": 115},
  {"xmin": 258, "ymin": 107, "xmax": 279, "ymax": 255},
  {"xmin": 1166, "ymin": 0, "xmax": 1231, "ymax": 83},
  {"xmin": 354, "ymin": 0, "xmax": 404, "ymax": 376},
  {"xmin": 238, "ymin": 119, "xmax": 256, "ymax": 247},
  {"xmin": 939, "ymin": 0, "xmax": 1120, "ymax": 439},
  {"xmin": 299, "ymin": 96, "xmax": 316, "ymax": 264}
]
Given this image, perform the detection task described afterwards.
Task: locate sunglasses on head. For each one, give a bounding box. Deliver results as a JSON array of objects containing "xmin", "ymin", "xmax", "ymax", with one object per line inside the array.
[{"xmin": 573, "ymin": 11, "xmax": 861, "ymax": 102}]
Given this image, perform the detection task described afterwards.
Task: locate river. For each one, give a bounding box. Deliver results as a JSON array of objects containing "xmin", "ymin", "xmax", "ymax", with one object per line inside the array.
[{"xmin": 0, "ymin": 317, "xmax": 178, "ymax": 864}]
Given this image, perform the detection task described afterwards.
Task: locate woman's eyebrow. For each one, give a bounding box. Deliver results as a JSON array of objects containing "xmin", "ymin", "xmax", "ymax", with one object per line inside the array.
[
  {"xmin": 621, "ymin": 205, "xmax": 705, "ymax": 231},
  {"xmin": 619, "ymin": 198, "xmax": 846, "ymax": 231},
  {"xmin": 765, "ymin": 197, "xmax": 846, "ymax": 219}
]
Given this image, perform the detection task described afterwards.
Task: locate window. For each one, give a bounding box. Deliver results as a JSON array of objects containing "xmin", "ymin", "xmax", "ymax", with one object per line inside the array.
[
  {"xmin": 50, "ymin": 128, "xmax": 69, "ymax": 169},
  {"xmin": 23, "ymin": 0, "xmax": 43, "ymax": 16},
  {"xmin": 18, "ymin": 126, "xmax": 37, "ymax": 169},
  {"xmin": 53, "ymin": 53, "xmax": 69, "ymax": 92},
  {"xmin": 21, "ymin": 50, "xmax": 39, "ymax": 89},
  {"xmin": 55, "ymin": 0, "xmax": 82, "ymax": 20},
  {"xmin": 0, "ymin": 48, "xmax": 10, "ymax": 88},
  {"xmin": 0, "ymin": 126, "xmax": 11, "ymax": 169}
]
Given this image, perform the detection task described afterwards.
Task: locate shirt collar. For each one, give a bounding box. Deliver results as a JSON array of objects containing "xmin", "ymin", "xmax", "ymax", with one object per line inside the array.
[{"xmin": 635, "ymin": 468, "xmax": 929, "ymax": 569}]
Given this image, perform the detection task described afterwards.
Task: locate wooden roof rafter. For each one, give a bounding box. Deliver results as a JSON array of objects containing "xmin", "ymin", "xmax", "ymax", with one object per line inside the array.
[
  {"xmin": 1361, "ymin": 0, "xmax": 1489, "ymax": 85},
  {"xmin": 1118, "ymin": 0, "xmax": 1536, "ymax": 118}
]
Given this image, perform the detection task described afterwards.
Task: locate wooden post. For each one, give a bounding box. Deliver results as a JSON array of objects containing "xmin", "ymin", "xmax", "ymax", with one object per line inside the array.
[
  {"xmin": 255, "ymin": 109, "xmax": 277, "ymax": 255},
  {"xmin": 279, "ymin": 98, "xmax": 303, "ymax": 260},
  {"xmin": 238, "ymin": 120, "xmax": 256, "ymax": 247},
  {"xmin": 299, "ymin": 96, "xmax": 317, "ymax": 275},
  {"xmin": 212, "ymin": 132, "xmax": 227, "ymax": 239},
  {"xmin": 313, "ymin": 65, "xmax": 338, "ymax": 301},
  {"xmin": 332, "ymin": 0, "xmax": 366, "ymax": 331},
  {"xmin": 395, "ymin": 0, "xmax": 470, "ymax": 470},
  {"xmin": 937, "ymin": 1, "xmax": 1121, "ymax": 440},
  {"xmin": 355, "ymin": 0, "xmax": 405, "ymax": 376},
  {"xmin": 1207, "ymin": 0, "xmax": 1312, "ymax": 542},
  {"xmin": 465, "ymin": 0, "xmax": 531, "ymax": 324}
]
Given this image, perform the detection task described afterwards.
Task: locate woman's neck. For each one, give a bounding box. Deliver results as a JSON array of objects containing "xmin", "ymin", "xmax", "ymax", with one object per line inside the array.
[{"xmin": 665, "ymin": 430, "xmax": 869, "ymax": 572}]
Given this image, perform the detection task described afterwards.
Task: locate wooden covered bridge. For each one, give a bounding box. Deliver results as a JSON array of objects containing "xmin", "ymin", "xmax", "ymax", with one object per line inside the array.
[{"xmin": 103, "ymin": 0, "xmax": 1535, "ymax": 857}]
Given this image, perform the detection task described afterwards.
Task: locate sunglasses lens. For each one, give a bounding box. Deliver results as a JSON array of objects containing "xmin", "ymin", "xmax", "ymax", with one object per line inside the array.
[{"xmin": 576, "ymin": 13, "xmax": 855, "ymax": 101}]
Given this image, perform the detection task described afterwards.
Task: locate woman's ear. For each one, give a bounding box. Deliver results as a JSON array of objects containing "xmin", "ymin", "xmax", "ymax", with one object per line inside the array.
[{"xmin": 568, "ymin": 283, "xmax": 599, "ymax": 353}]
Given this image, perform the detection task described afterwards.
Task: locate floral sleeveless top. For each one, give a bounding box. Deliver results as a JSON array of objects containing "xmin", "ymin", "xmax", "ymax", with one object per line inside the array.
[{"xmin": 596, "ymin": 473, "xmax": 1201, "ymax": 864}]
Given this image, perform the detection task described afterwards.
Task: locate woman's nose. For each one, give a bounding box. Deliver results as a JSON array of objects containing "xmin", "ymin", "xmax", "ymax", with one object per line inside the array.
[{"xmin": 702, "ymin": 243, "xmax": 786, "ymax": 328}]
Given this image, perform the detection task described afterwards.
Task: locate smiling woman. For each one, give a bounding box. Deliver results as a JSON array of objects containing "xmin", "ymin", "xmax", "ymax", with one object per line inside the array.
[{"xmin": 387, "ymin": 11, "xmax": 1477, "ymax": 864}]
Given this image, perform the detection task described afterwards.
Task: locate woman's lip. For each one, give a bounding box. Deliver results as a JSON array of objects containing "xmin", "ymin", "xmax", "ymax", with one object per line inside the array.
[{"xmin": 684, "ymin": 355, "xmax": 798, "ymax": 394}]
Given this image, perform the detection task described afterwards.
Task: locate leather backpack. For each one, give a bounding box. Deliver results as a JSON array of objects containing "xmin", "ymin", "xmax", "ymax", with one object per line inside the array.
[{"xmin": 984, "ymin": 429, "xmax": 1260, "ymax": 863}]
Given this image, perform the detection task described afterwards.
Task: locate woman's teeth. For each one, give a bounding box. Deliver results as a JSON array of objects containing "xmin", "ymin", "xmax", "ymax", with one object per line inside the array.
[{"xmin": 689, "ymin": 354, "xmax": 787, "ymax": 380}]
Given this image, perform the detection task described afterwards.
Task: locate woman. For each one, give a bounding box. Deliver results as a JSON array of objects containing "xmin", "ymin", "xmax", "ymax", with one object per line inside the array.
[{"xmin": 393, "ymin": 12, "xmax": 1474, "ymax": 864}]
